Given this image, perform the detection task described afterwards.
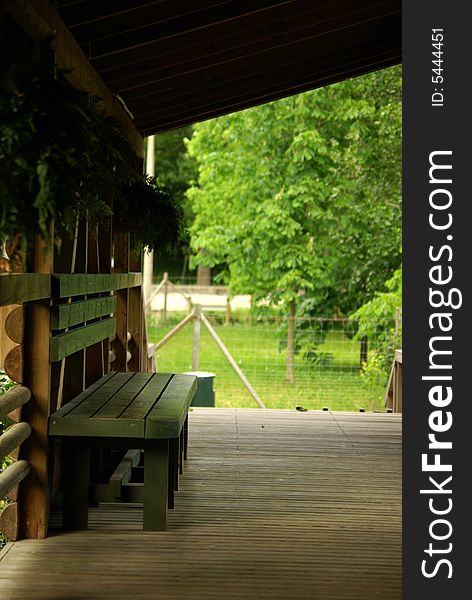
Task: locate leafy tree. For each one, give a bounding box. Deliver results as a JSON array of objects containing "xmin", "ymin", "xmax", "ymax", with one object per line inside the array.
[
  {"xmin": 154, "ymin": 126, "xmax": 197, "ymax": 278},
  {"xmin": 186, "ymin": 66, "xmax": 402, "ymax": 380},
  {"xmin": 350, "ymin": 264, "xmax": 402, "ymax": 390}
]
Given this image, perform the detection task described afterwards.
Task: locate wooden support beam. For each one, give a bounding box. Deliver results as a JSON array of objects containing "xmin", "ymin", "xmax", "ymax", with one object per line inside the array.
[
  {"xmin": 19, "ymin": 241, "xmax": 53, "ymax": 539},
  {"xmin": 127, "ymin": 286, "xmax": 142, "ymax": 372},
  {"xmin": 0, "ymin": 274, "xmax": 51, "ymax": 306},
  {"xmin": 112, "ymin": 233, "xmax": 129, "ymax": 372},
  {"xmin": 3, "ymin": 0, "xmax": 144, "ymax": 157},
  {"xmin": 19, "ymin": 296, "xmax": 51, "ymax": 538}
]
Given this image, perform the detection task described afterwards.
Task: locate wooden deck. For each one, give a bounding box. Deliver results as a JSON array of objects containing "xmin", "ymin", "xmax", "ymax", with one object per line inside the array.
[{"xmin": 0, "ymin": 408, "xmax": 401, "ymax": 599}]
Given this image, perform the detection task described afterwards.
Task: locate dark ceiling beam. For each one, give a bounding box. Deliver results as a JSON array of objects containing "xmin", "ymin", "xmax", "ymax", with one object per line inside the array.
[
  {"xmin": 101, "ymin": 0, "xmax": 349, "ymax": 86},
  {"xmin": 134, "ymin": 39, "xmax": 400, "ymax": 128},
  {"xmin": 106, "ymin": 0, "xmax": 396, "ymax": 92},
  {"xmin": 109, "ymin": 3, "xmax": 400, "ymax": 96},
  {"xmin": 139, "ymin": 54, "xmax": 400, "ymax": 135},
  {"xmin": 134, "ymin": 42, "xmax": 400, "ymax": 123},
  {"xmin": 65, "ymin": 0, "xmax": 252, "ymax": 39},
  {"xmin": 121, "ymin": 15, "xmax": 400, "ymax": 109},
  {"xmin": 74, "ymin": 0, "xmax": 299, "ymax": 59},
  {"xmin": 91, "ymin": 0, "xmax": 316, "ymax": 74},
  {"xmin": 56, "ymin": 1, "xmax": 167, "ymax": 26}
]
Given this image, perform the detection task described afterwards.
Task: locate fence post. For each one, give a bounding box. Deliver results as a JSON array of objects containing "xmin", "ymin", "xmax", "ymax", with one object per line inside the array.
[
  {"xmin": 192, "ymin": 304, "xmax": 201, "ymax": 370},
  {"xmin": 225, "ymin": 297, "xmax": 231, "ymax": 325},
  {"xmin": 163, "ymin": 272, "xmax": 168, "ymax": 324},
  {"xmin": 360, "ymin": 335, "xmax": 368, "ymax": 369},
  {"xmin": 286, "ymin": 299, "xmax": 295, "ymax": 384}
]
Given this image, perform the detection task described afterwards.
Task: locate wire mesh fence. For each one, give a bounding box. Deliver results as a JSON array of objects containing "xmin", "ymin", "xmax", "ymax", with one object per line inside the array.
[{"xmin": 147, "ymin": 312, "xmax": 399, "ymax": 412}]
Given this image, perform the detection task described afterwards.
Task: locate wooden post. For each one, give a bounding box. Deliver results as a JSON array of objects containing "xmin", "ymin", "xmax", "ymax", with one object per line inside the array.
[
  {"xmin": 192, "ymin": 304, "xmax": 201, "ymax": 371},
  {"xmin": 143, "ymin": 135, "xmax": 155, "ymax": 307},
  {"xmin": 163, "ymin": 271, "xmax": 169, "ymax": 324},
  {"xmin": 286, "ymin": 299, "xmax": 295, "ymax": 384},
  {"xmin": 112, "ymin": 233, "xmax": 129, "ymax": 372},
  {"xmin": 127, "ymin": 286, "xmax": 142, "ymax": 372},
  {"xmin": 20, "ymin": 240, "xmax": 52, "ymax": 539},
  {"xmin": 225, "ymin": 297, "xmax": 231, "ymax": 325},
  {"xmin": 143, "ymin": 440, "xmax": 169, "ymax": 531}
]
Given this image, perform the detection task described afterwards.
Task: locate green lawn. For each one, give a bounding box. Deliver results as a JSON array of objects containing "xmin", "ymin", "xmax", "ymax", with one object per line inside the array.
[{"xmin": 147, "ymin": 315, "xmax": 386, "ymax": 411}]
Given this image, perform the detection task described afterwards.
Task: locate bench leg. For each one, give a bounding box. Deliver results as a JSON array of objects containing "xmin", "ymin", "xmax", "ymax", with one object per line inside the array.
[
  {"xmin": 183, "ymin": 415, "xmax": 189, "ymax": 460},
  {"xmin": 62, "ymin": 439, "xmax": 90, "ymax": 530},
  {"xmin": 144, "ymin": 440, "xmax": 169, "ymax": 531},
  {"xmin": 179, "ymin": 430, "xmax": 184, "ymax": 475}
]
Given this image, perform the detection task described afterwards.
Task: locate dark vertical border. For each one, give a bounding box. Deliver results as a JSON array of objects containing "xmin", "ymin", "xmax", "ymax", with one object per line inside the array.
[{"xmin": 403, "ymin": 1, "xmax": 468, "ymax": 597}]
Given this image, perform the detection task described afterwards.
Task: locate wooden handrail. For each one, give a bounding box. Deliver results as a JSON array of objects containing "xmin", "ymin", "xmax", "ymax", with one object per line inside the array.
[
  {"xmin": 0, "ymin": 460, "xmax": 31, "ymax": 499},
  {"xmin": 0, "ymin": 386, "xmax": 31, "ymax": 418},
  {"xmin": 1, "ymin": 386, "xmax": 32, "ymax": 502},
  {"xmin": 0, "ymin": 422, "xmax": 32, "ymax": 461}
]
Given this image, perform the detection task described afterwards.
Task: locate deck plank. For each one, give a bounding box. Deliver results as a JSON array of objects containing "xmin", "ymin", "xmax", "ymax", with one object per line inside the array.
[{"xmin": 0, "ymin": 409, "xmax": 401, "ymax": 599}]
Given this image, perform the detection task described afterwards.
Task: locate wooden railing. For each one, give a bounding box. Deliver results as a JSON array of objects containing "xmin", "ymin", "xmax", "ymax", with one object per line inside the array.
[
  {"xmin": 0, "ymin": 385, "xmax": 32, "ymax": 540},
  {"xmin": 385, "ymin": 349, "xmax": 402, "ymax": 413}
]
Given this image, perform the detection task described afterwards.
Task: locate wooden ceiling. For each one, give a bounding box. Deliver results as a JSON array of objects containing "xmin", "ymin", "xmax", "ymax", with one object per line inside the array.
[{"xmin": 53, "ymin": 0, "xmax": 401, "ymax": 134}]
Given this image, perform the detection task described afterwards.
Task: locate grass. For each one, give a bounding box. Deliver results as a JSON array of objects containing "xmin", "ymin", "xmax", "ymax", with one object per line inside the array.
[{"xmin": 148, "ymin": 314, "xmax": 387, "ymax": 411}]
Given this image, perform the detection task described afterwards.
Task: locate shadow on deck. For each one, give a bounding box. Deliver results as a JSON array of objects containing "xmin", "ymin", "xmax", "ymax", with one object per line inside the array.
[{"xmin": 0, "ymin": 408, "xmax": 401, "ymax": 600}]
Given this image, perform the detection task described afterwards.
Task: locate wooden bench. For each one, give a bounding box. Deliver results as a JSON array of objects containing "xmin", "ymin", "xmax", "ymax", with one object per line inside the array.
[{"xmin": 49, "ymin": 371, "xmax": 196, "ymax": 531}]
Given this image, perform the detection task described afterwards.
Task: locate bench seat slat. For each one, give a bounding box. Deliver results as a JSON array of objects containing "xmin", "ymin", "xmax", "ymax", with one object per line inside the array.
[
  {"xmin": 49, "ymin": 373, "xmax": 196, "ymax": 439},
  {"xmin": 93, "ymin": 373, "xmax": 152, "ymax": 419},
  {"xmin": 120, "ymin": 373, "xmax": 173, "ymax": 421},
  {"xmin": 145, "ymin": 375, "xmax": 196, "ymax": 439},
  {"xmin": 50, "ymin": 372, "xmax": 117, "ymax": 419},
  {"xmin": 65, "ymin": 373, "xmax": 134, "ymax": 418}
]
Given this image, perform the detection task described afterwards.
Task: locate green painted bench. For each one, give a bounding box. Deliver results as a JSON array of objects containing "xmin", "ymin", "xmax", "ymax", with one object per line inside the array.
[{"xmin": 49, "ymin": 371, "xmax": 197, "ymax": 531}]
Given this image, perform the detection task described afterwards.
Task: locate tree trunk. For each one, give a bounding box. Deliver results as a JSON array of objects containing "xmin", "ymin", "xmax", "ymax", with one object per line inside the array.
[
  {"xmin": 180, "ymin": 254, "xmax": 189, "ymax": 280},
  {"xmin": 197, "ymin": 265, "xmax": 211, "ymax": 286},
  {"xmin": 286, "ymin": 299, "xmax": 296, "ymax": 384},
  {"xmin": 360, "ymin": 335, "xmax": 368, "ymax": 369}
]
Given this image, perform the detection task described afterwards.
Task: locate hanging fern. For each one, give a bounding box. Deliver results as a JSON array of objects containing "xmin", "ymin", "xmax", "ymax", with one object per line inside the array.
[
  {"xmin": 114, "ymin": 175, "xmax": 184, "ymax": 255},
  {"xmin": 0, "ymin": 36, "xmax": 185, "ymax": 257}
]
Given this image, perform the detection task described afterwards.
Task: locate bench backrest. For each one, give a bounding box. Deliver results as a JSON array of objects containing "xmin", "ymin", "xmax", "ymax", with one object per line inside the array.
[{"xmin": 50, "ymin": 274, "xmax": 118, "ymax": 363}]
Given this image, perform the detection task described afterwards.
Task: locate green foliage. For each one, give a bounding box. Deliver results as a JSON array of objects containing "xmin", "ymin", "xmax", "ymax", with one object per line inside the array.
[
  {"xmin": 186, "ymin": 66, "xmax": 402, "ymax": 314},
  {"xmin": 0, "ymin": 36, "xmax": 184, "ymax": 256},
  {"xmin": 154, "ymin": 126, "xmax": 197, "ymax": 227},
  {"xmin": 114, "ymin": 175, "xmax": 184, "ymax": 256},
  {"xmin": 350, "ymin": 264, "xmax": 402, "ymax": 379}
]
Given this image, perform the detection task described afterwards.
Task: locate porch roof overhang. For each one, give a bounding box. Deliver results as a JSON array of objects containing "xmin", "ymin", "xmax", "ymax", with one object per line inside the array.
[{"xmin": 3, "ymin": 0, "xmax": 401, "ymax": 138}]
